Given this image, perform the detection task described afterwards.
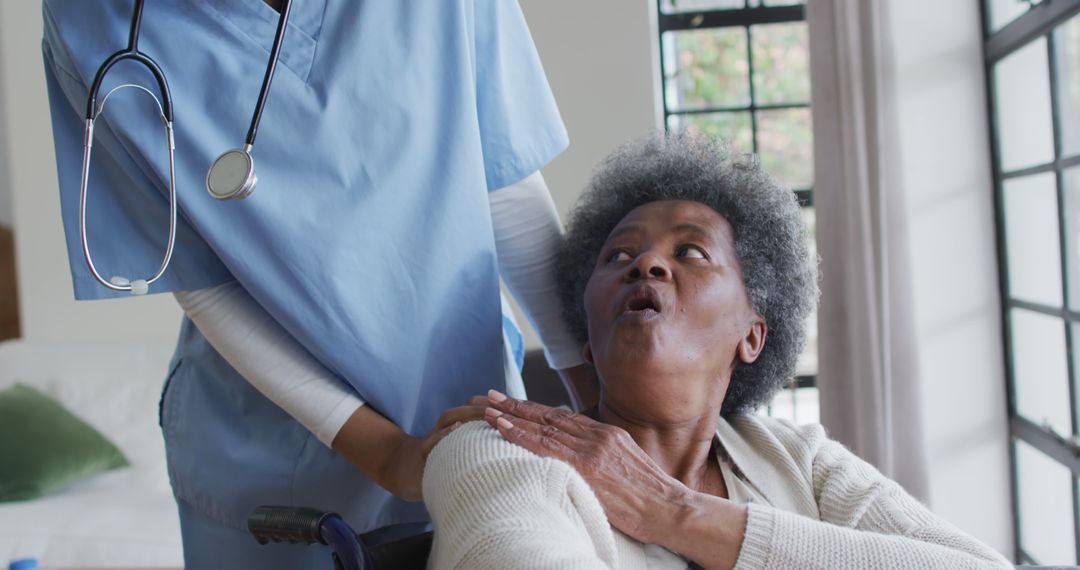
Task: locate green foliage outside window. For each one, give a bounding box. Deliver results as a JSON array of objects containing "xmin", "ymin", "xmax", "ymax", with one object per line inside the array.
[{"xmin": 665, "ymin": 21, "xmax": 813, "ymax": 189}]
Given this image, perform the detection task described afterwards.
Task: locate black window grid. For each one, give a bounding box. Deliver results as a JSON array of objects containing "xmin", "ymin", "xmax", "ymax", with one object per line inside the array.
[
  {"xmin": 981, "ymin": 0, "xmax": 1080, "ymax": 564},
  {"xmin": 656, "ymin": 1, "xmax": 816, "ymax": 404},
  {"xmin": 659, "ymin": 4, "xmax": 812, "ymax": 197}
]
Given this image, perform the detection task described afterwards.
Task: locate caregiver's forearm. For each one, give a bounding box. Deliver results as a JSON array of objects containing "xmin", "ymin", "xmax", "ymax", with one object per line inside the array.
[
  {"xmin": 174, "ymin": 282, "xmax": 363, "ymax": 446},
  {"xmin": 489, "ymin": 172, "xmax": 585, "ymax": 371},
  {"xmin": 331, "ymin": 404, "xmax": 415, "ymax": 494}
]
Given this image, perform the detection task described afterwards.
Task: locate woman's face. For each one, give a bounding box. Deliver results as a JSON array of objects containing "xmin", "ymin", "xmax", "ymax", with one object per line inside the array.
[{"xmin": 582, "ymin": 200, "xmax": 766, "ymax": 420}]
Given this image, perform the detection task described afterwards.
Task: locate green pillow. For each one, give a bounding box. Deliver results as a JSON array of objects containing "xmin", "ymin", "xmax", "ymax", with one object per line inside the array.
[{"xmin": 0, "ymin": 383, "xmax": 128, "ymax": 502}]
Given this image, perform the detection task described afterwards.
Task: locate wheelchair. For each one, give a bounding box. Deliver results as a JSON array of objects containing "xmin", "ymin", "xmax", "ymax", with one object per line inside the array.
[{"xmin": 248, "ymin": 506, "xmax": 432, "ymax": 570}]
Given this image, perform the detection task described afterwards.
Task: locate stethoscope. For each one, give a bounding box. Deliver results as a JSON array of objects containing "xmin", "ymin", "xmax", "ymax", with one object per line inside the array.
[{"xmin": 79, "ymin": 0, "xmax": 292, "ymax": 294}]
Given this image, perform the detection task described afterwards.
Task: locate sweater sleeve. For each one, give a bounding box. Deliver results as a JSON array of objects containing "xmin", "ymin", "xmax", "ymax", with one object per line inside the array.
[
  {"xmin": 423, "ymin": 422, "xmax": 618, "ymax": 570},
  {"xmin": 734, "ymin": 426, "xmax": 1012, "ymax": 569}
]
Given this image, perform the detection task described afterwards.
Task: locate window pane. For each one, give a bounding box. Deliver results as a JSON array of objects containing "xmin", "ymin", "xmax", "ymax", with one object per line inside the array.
[
  {"xmin": 994, "ymin": 37, "xmax": 1055, "ymax": 172},
  {"xmin": 750, "ymin": 22, "xmax": 810, "ymax": 105},
  {"xmin": 660, "ymin": 0, "xmax": 744, "ymax": 14},
  {"xmin": 667, "ymin": 111, "xmax": 753, "ymax": 155},
  {"xmin": 1004, "ymin": 172, "xmax": 1063, "ymax": 306},
  {"xmin": 1062, "ymin": 166, "xmax": 1080, "ymax": 308},
  {"xmin": 795, "ymin": 207, "xmax": 817, "ymax": 377},
  {"xmin": 756, "ymin": 107, "xmax": 813, "ymax": 189},
  {"xmin": 1073, "ymin": 323, "xmax": 1080, "ymax": 437},
  {"xmin": 663, "ymin": 28, "xmax": 750, "ymax": 111},
  {"xmin": 1011, "ymin": 309, "xmax": 1071, "ymax": 437},
  {"xmin": 793, "ymin": 386, "xmax": 818, "ymax": 424},
  {"xmin": 1055, "ymin": 13, "xmax": 1080, "ymax": 158},
  {"xmin": 766, "ymin": 386, "xmax": 818, "ymax": 425},
  {"xmin": 1016, "ymin": 439, "xmax": 1077, "ymax": 565}
]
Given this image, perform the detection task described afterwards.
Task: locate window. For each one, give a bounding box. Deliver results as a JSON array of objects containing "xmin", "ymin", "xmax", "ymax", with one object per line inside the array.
[
  {"xmin": 656, "ymin": 0, "xmax": 817, "ymax": 423},
  {"xmin": 983, "ymin": 0, "xmax": 1080, "ymax": 564}
]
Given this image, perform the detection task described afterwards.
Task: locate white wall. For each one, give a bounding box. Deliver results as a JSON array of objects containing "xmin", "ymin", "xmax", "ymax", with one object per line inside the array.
[
  {"xmin": 0, "ymin": 45, "xmax": 12, "ymax": 230},
  {"xmin": 889, "ymin": 0, "xmax": 1013, "ymax": 555},
  {"xmin": 0, "ymin": 2, "xmax": 182, "ymax": 342},
  {"xmin": 0, "ymin": 12, "xmax": 11, "ymax": 232},
  {"xmin": 520, "ymin": 0, "xmax": 661, "ymax": 218}
]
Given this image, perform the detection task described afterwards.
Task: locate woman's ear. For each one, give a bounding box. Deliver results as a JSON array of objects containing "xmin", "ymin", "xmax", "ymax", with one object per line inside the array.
[
  {"xmin": 582, "ymin": 342, "xmax": 593, "ymax": 364},
  {"xmin": 736, "ymin": 317, "xmax": 767, "ymax": 365}
]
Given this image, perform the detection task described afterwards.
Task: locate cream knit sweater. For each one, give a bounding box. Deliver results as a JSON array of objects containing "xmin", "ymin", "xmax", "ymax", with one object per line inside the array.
[{"xmin": 422, "ymin": 416, "xmax": 1012, "ymax": 569}]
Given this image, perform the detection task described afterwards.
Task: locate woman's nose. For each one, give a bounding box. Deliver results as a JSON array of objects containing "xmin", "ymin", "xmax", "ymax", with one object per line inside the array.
[{"xmin": 626, "ymin": 253, "xmax": 670, "ymax": 281}]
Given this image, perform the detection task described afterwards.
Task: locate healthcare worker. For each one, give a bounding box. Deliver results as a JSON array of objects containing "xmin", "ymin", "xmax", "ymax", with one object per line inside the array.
[{"xmin": 41, "ymin": 0, "xmax": 595, "ymax": 567}]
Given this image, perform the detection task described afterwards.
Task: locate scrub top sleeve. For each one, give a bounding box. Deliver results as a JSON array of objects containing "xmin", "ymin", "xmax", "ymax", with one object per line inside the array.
[
  {"xmin": 41, "ymin": 44, "xmax": 232, "ymax": 300},
  {"xmin": 473, "ymin": 0, "xmax": 569, "ymax": 191}
]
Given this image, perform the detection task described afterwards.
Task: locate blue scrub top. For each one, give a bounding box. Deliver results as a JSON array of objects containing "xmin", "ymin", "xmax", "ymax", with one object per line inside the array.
[{"xmin": 42, "ymin": 0, "xmax": 567, "ymax": 533}]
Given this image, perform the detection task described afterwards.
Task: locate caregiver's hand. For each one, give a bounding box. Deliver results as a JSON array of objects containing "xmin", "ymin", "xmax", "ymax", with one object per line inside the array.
[
  {"xmin": 333, "ymin": 397, "xmax": 488, "ymax": 502},
  {"xmin": 484, "ymin": 390, "xmax": 748, "ymax": 569}
]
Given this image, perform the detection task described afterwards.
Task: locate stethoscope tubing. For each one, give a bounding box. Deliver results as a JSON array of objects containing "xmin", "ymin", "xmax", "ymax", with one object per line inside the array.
[
  {"xmin": 79, "ymin": 0, "xmax": 177, "ymax": 294},
  {"xmin": 79, "ymin": 0, "xmax": 292, "ymax": 293},
  {"xmin": 85, "ymin": 0, "xmax": 173, "ymax": 123},
  {"xmin": 79, "ymin": 86, "xmax": 178, "ymax": 293},
  {"xmin": 246, "ymin": 0, "xmax": 292, "ymax": 147}
]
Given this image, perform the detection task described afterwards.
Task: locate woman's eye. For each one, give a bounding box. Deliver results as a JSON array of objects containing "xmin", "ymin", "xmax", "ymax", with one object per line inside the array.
[
  {"xmin": 608, "ymin": 250, "xmax": 632, "ymax": 262},
  {"xmin": 677, "ymin": 245, "xmax": 707, "ymax": 259}
]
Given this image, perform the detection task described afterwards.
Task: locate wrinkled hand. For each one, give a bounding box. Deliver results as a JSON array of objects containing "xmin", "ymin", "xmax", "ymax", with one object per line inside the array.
[
  {"xmin": 376, "ymin": 396, "xmax": 488, "ymax": 501},
  {"xmin": 484, "ymin": 390, "xmax": 691, "ymax": 544}
]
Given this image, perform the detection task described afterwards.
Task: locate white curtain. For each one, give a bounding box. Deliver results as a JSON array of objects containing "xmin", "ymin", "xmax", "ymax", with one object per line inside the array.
[{"xmin": 807, "ymin": 0, "xmax": 929, "ymax": 500}]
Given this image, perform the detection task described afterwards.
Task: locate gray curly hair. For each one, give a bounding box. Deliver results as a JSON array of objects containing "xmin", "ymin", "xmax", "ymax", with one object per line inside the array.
[{"xmin": 556, "ymin": 132, "xmax": 817, "ymax": 414}]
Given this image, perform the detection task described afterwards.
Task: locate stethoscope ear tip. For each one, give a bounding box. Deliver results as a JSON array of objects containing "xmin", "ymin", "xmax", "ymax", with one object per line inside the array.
[{"xmin": 109, "ymin": 276, "xmax": 149, "ymax": 295}]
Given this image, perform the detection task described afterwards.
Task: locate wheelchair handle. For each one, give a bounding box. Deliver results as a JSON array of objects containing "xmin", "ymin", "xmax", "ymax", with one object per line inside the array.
[
  {"xmin": 248, "ymin": 506, "xmax": 371, "ymax": 570},
  {"xmin": 248, "ymin": 506, "xmax": 334, "ymax": 546}
]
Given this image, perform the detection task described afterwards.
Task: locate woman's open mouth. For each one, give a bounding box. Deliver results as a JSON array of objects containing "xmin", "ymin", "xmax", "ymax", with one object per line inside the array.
[{"xmin": 620, "ymin": 286, "xmax": 663, "ymax": 321}]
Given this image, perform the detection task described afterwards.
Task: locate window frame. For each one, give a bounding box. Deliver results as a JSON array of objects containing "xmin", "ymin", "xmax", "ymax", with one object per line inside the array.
[{"xmin": 981, "ymin": 0, "xmax": 1080, "ymax": 564}]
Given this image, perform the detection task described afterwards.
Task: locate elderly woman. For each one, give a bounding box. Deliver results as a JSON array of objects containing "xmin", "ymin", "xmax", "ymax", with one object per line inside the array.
[{"xmin": 422, "ymin": 134, "xmax": 1010, "ymax": 569}]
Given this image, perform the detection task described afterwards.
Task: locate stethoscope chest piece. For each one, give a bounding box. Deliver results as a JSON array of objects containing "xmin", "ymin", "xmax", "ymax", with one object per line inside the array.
[
  {"xmin": 205, "ymin": 0, "xmax": 292, "ymax": 202},
  {"xmin": 207, "ymin": 147, "xmax": 256, "ymax": 200}
]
